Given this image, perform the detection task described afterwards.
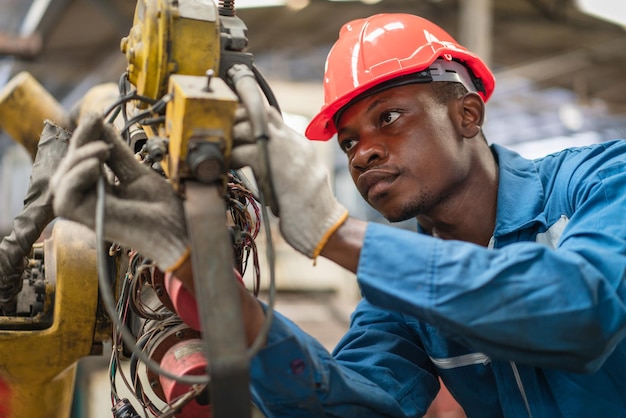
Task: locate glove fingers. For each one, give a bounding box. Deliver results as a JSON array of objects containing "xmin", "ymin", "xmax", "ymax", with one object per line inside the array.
[
  {"xmin": 67, "ymin": 112, "xmax": 104, "ymax": 151},
  {"xmin": 50, "ymin": 142, "xmax": 111, "ymax": 193},
  {"xmin": 232, "ymin": 118, "xmax": 255, "ymax": 147},
  {"xmin": 52, "ymin": 157, "xmax": 102, "ymax": 228},
  {"xmin": 231, "ymin": 105, "xmax": 285, "ymax": 169},
  {"xmin": 266, "ymin": 106, "xmax": 284, "ymax": 127},
  {"xmin": 234, "ymin": 106, "xmax": 248, "ymax": 123},
  {"xmin": 232, "ymin": 105, "xmax": 283, "ymax": 147},
  {"xmin": 101, "ymin": 123, "xmax": 148, "ymax": 183},
  {"xmin": 232, "ymin": 106, "xmax": 253, "ymax": 145},
  {"xmin": 51, "ymin": 111, "xmax": 108, "ymax": 197},
  {"xmin": 230, "ymin": 143, "xmax": 258, "ymax": 171}
]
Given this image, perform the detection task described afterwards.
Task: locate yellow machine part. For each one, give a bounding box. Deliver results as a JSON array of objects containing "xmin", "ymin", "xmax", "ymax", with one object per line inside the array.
[
  {"xmin": 0, "ymin": 221, "xmax": 100, "ymax": 418},
  {"xmin": 72, "ymin": 82, "xmax": 121, "ymax": 125},
  {"xmin": 0, "ymin": 71, "xmax": 70, "ymax": 160},
  {"xmin": 121, "ymin": 0, "xmax": 221, "ymax": 103},
  {"xmin": 163, "ymin": 73, "xmax": 239, "ymax": 188}
]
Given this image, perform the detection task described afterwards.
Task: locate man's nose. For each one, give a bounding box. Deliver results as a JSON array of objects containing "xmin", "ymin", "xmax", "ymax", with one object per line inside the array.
[{"xmin": 351, "ymin": 134, "xmax": 387, "ymax": 171}]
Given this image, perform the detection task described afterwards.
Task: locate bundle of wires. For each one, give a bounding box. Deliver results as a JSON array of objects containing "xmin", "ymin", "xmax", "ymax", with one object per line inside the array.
[{"xmin": 99, "ymin": 71, "xmax": 277, "ymax": 417}]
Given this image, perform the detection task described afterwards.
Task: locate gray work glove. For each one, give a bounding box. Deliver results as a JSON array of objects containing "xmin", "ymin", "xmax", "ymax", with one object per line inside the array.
[
  {"xmin": 0, "ymin": 121, "xmax": 70, "ymax": 309},
  {"xmin": 50, "ymin": 113, "xmax": 189, "ymax": 271},
  {"xmin": 232, "ymin": 106, "xmax": 348, "ymax": 259}
]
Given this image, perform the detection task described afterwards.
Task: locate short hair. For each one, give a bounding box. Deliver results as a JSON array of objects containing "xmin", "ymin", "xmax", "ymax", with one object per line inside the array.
[
  {"xmin": 431, "ymin": 81, "xmax": 488, "ymax": 142},
  {"xmin": 431, "ymin": 81, "xmax": 468, "ymax": 104}
]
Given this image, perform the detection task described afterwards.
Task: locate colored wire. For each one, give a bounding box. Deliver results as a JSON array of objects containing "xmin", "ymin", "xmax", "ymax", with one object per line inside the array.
[{"xmin": 95, "ymin": 175, "xmax": 209, "ymax": 386}]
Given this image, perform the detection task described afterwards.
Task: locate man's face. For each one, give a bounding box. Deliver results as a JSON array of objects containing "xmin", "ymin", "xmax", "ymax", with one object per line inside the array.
[{"xmin": 336, "ymin": 83, "xmax": 471, "ymax": 222}]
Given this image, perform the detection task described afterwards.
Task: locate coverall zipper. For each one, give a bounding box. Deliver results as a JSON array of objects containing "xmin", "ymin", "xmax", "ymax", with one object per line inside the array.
[
  {"xmin": 488, "ymin": 237, "xmax": 532, "ymax": 418},
  {"xmin": 510, "ymin": 361, "xmax": 533, "ymax": 418}
]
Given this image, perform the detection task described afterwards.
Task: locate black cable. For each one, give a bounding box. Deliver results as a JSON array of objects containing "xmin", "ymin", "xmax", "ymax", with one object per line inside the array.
[
  {"xmin": 252, "ymin": 64, "xmax": 281, "ymax": 114},
  {"xmin": 120, "ymin": 95, "xmax": 171, "ymax": 135},
  {"xmin": 128, "ymin": 265, "xmax": 173, "ymax": 321},
  {"xmin": 129, "ymin": 331, "xmax": 161, "ymax": 413},
  {"xmin": 95, "ymin": 175, "xmax": 209, "ymax": 385},
  {"xmin": 104, "ymin": 73, "xmax": 157, "ymax": 123},
  {"xmin": 246, "ymin": 171, "xmax": 277, "ymax": 358},
  {"xmin": 95, "ymin": 66, "xmax": 280, "ymax": 388}
]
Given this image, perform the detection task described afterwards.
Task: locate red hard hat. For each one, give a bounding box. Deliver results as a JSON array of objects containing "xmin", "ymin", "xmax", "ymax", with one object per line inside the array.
[{"xmin": 305, "ymin": 13, "xmax": 496, "ymax": 141}]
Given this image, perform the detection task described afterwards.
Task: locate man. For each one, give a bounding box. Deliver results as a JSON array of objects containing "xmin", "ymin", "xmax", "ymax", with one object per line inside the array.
[{"xmin": 51, "ymin": 13, "xmax": 626, "ymax": 417}]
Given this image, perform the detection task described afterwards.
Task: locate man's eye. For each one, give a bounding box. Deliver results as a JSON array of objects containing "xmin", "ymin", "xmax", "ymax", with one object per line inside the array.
[
  {"xmin": 381, "ymin": 111, "xmax": 401, "ymax": 127},
  {"xmin": 340, "ymin": 138, "xmax": 356, "ymax": 153}
]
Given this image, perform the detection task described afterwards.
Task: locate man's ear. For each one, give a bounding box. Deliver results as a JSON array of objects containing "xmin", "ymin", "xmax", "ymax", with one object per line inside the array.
[{"xmin": 458, "ymin": 92, "xmax": 485, "ymax": 138}]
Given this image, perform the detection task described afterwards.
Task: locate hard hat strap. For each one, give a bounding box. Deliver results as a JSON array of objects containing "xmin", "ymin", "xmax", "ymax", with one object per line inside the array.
[
  {"xmin": 429, "ymin": 59, "xmax": 484, "ymax": 95},
  {"xmin": 332, "ymin": 58, "xmax": 484, "ymax": 129}
]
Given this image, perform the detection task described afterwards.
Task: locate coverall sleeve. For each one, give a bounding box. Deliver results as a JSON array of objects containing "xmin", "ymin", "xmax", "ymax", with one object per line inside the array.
[
  {"xmin": 249, "ymin": 302, "xmax": 439, "ymax": 418},
  {"xmin": 356, "ymin": 158, "xmax": 626, "ymax": 373}
]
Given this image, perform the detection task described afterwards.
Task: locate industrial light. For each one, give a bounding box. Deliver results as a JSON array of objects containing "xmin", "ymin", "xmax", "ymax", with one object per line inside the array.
[
  {"xmin": 285, "ymin": 0, "xmax": 310, "ymax": 10},
  {"xmin": 233, "ymin": 0, "xmax": 287, "ymax": 8},
  {"xmin": 575, "ymin": 0, "xmax": 626, "ymax": 27},
  {"xmin": 329, "ymin": 0, "xmax": 383, "ymax": 4},
  {"xmin": 232, "ymin": 0, "xmax": 309, "ymax": 10},
  {"xmin": 233, "ymin": 0, "xmax": 383, "ymax": 9}
]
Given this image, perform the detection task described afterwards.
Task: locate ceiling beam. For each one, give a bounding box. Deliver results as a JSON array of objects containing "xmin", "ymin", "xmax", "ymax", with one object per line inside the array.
[
  {"xmin": 21, "ymin": 0, "xmax": 72, "ymax": 37},
  {"xmin": 0, "ymin": 32, "xmax": 42, "ymax": 58},
  {"xmin": 495, "ymin": 35, "xmax": 626, "ymax": 85}
]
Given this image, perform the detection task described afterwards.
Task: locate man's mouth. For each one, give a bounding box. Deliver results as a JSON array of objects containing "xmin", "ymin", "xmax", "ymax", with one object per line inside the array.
[{"xmin": 357, "ymin": 169, "xmax": 398, "ymax": 201}]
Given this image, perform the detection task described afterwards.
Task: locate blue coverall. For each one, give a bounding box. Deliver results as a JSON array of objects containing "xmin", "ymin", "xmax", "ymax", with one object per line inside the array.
[{"xmin": 250, "ymin": 141, "xmax": 626, "ymax": 418}]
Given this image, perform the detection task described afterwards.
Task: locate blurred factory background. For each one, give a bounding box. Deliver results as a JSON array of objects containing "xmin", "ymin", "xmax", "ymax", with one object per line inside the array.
[
  {"xmin": 1, "ymin": 0, "xmax": 625, "ymax": 417},
  {"xmin": 2, "ymin": 0, "xmax": 626, "ymax": 231}
]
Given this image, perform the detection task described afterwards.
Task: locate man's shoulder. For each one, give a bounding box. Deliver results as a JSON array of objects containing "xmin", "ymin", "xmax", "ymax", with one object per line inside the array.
[
  {"xmin": 534, "ymin": 139, "xmax": 626, "ymax": 178},
  {"xmin": 492, "ymin": 139, "xmax": 626, "ymax": 162},
  {"xmin": 493, "ymin": 139, "xmax": 626, "ymax": 181},
  {"xmin": 534, "ymin": 139, "xmax": 625, "ymax": 163}
]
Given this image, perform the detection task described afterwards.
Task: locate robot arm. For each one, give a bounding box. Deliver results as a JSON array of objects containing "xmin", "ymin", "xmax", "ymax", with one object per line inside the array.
[{"xmin": 0, "ymin": 1, "xmax": 278, "ymax": 417}]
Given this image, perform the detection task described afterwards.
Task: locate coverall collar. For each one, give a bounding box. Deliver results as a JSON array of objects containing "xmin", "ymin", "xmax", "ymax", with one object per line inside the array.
[{"xmin": 491, "ymin": 143, "xmax": 546, "ymax": 237}]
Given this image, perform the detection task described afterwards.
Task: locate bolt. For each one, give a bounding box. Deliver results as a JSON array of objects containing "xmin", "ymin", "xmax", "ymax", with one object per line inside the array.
[
  {"xmin": 204, "ymin": 69, "xmax": 215, "ymax": 92},
  {"xmin": 120, "ymin": 37, "xmax": 128, "ymax": 53}
]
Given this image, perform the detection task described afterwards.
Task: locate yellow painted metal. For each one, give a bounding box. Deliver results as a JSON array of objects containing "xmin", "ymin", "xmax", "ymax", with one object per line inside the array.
[
  {"xmin": 0, "ymin": 71, "xmax": 70, "ymax": 160},
  {"xmin": 163, "ymin": 74, "xmax": 239, "ymax": 188},
  {"xmin": 0, "ymin": 221, "xmax": 101, "ymax": 418},
  {"xmin": 73, "ymin": 82, "xmax": 120, "ymax": 125},
  {"xmin": 120, "ymin": 0, "xmax": 221, "ymax": 103}
]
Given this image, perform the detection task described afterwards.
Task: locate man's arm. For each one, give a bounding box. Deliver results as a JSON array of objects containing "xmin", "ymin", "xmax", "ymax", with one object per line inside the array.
[
  {"xmin": 249, "ymin": 302, "xmax": 439, "ymax": 418},
  {"xmin": 171, "ymin": 241, "xmax": 439, "ymax": 418},
  {"xmin": 320, "ymin": 217, "xmax": 367, "ymax": 274},
  {"xmin": 171, "ymin": 257, "xmax": 266, "ymax": 347},
  {"xmin": 170, "ymin": 216, "xmax": 366, "ymax": 346}
]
